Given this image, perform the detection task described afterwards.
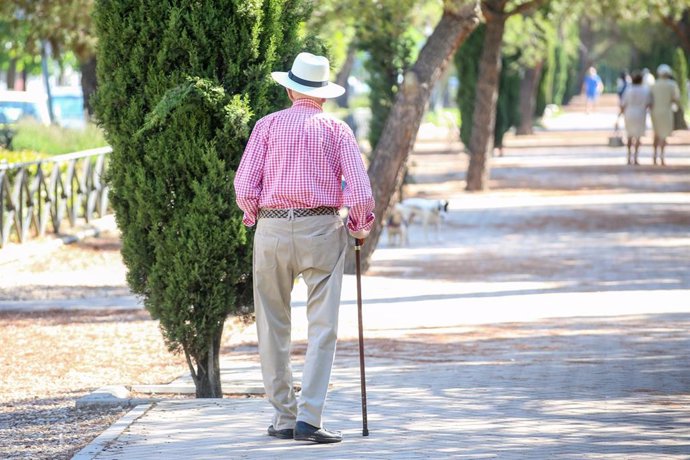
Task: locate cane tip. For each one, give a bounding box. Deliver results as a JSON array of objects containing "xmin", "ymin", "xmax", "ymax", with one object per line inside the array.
[{"xmin": 363, "ymin": 429, "xmax": 369, "ymax": 437}]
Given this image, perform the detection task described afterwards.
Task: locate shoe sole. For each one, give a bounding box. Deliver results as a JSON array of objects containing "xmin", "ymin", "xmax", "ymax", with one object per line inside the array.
[
  {"xmin": 294, "ymin": 434, "xmax": 342, "ymax": 443},
  {"xmin": 268, "ymin": 428, "xmax": 294, "ymax": 440}
]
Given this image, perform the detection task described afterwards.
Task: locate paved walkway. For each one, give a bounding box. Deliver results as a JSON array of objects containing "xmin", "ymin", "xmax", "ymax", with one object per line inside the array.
[
  {"xmin": 74, "ymin": 279, "xmax": 690, "ymax": 459},
  {"xmin": 71, "ymin": 140, "xmax": 690, "ymax": 459}
]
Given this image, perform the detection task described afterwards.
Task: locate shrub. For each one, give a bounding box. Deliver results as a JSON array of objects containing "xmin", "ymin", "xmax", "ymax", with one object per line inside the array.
[
  {"xmin": 94, "ymin": 0, "xmax": 313, "ymax": 397},
  {"xmin": 0, "ymin": 149, "xmax": 48, "ymax": 165}
]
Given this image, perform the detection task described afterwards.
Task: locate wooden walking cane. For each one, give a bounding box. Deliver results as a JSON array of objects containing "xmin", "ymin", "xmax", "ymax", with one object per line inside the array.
[{"xmin": 355, "ymin": 238, "xmax": 369, "ymax": 436}]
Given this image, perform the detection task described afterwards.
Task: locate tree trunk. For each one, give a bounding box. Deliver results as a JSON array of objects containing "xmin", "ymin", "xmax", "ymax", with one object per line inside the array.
[
  {"xmin": 516, "ymin": 61, "xmax": 543, "ymax": 135},
  {"xmin": 41, "ymin": 41, "xmax": 56, "ymax": 124},
  {"xmin": 80, "ymin": 56, "xmax": 98, "ymax": 118},
  {"xmin": 661, "ymin": 10, "xmax": 690, "ymax": 56},
  {"xmin": 465, "ymin": 14, "xmax": 506, "ymax": 192},
  {"xmin": 335, "ymin": 44, "xmax": 356, "ymax": 109},
  {"xmin": 6, "ymin": 59, "xmax": 17, "ymax": 90},
  {"xmin": 20, "ymin": 67, "xmax": 28, "ymax": 91},
  {"xmin": 186, "ymin": 328, "xmax": 223, "ymax": 398},
  {"xmin": 349, "ymin": 2, "xmax": 481, "ymax": 273}
]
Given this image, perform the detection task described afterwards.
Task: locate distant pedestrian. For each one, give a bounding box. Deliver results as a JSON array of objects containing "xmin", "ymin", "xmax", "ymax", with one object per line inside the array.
[
  {"xmin": 616, "ymin": 70, "xmax": 631, "ymax": 103},
  {"xmin": 234, "ymin": 52, "xmax": 375, "ymax": 444},
  {"xmin": 619, "ymin": 71, "xmax": 650, "ymax": 165},
  {"xmin": 582, "ymin": 66, "xmax": 604, "ymax": 114},
  {"xmin": 642, "ymin": 68, "xmax": 656, "ymax": 87},
  {"xmin": 650, "ymin": 64, "xmax": 681, "ymax": 166}
]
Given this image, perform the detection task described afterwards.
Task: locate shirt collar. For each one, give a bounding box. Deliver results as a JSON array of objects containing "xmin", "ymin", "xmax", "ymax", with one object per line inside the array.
[{"xmin": 292, "ymin": 98, "xmax": 323, "ymax": 112}]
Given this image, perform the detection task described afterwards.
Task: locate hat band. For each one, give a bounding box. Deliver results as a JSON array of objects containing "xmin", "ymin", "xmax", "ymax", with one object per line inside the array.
[{"xmin": 288, "ymin": 71, "xmax": 328, "ymax": 88}]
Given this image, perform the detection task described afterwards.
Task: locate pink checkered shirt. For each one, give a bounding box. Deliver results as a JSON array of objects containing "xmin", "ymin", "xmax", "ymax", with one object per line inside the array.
[{"xmin": 234, "ymin": 98, "xmax": 375, "ymax": 232}]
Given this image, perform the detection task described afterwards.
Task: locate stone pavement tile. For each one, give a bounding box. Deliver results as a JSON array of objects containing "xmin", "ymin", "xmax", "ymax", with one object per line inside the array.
[
  {"xmin": 86, "ymin": 308, "xmax": 690, "ymax": 459},
  {"xmin": 75, "ymin": 144, "xmax": 690, "ymax": 458},
  {"xmin": 0, "ymin": 295, "xmax": 141, "ymax": 312}
]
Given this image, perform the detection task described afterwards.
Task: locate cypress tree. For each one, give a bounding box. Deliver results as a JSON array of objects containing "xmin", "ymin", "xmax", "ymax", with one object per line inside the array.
[
  {"xmin": 672, "ymin": 47, "xmax": 688, "ymax": 130},
  {"xmin": 455, "ymin": 24, "xmax": 485, "ymax": 149},
  {"xmin": 494, "ymin": 55, "xmax": 520, "ymax": 150},
  {"xmin": 535, "ymin": 26, "xmax": 556, "ymax": 118},
  {"xmin": 93, "ymin": 0, "xmax": 311, "ymax": 397},
  {"xmin": 552, "ymin": 44, "xmax": 569, "ymax": 106},
  {"xmin": 455, "ymin": 25, "xmax": 519, "ymax": 152}
]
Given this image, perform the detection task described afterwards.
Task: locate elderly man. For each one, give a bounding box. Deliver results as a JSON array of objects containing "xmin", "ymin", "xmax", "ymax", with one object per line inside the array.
[{"xmin": 234, "ymin": 52, "xmax": 375, "ymax": 443}]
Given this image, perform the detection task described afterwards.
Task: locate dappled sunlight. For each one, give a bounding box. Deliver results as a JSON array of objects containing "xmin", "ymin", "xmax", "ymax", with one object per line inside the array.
[
  {"xmin": 372, "ymin": 150, "xmax": 690, "ymax": 298},
  {"xmin": 618, "ymin": 236, "xmax": 690, "ymax": 248}
]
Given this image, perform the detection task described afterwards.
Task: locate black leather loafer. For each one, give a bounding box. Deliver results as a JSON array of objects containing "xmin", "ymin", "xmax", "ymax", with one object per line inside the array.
[
  {"xmin": 293, "ymin": 421, "xmax": 342, "ymax": 443},
  {"xmin": 267, "ymin": 425, "xmax": 294, "ymax": 439}
]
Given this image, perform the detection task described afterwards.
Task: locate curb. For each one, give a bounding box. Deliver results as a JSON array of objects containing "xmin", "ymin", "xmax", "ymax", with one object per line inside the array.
[
  {"xmin": 70, "ymin": 403, "xmax": 152, "ymax": 460},
  {"xmin": 75, "ymin": 386, "xmax": 154, "ymax": 410},
  {"xmin": 0, "ymin": 296, "xmax": 142, "ymax": 313}
]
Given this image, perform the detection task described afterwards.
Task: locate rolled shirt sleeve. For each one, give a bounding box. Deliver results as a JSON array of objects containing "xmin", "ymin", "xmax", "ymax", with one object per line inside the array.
[
  {"xmin": 234, "ymin": 119, "xmax": 267, "ymax": 227},
  {"xmin": 339, "ymin": 126, "xmax": 375, "ymax": 233}
]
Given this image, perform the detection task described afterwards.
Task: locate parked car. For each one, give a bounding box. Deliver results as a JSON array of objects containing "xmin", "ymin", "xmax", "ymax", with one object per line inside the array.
[
  {"xmin": 51, "ymin": 86, "xmax": 86, "ymax": 129},
  {"xmin": 0, "ymin": 90, "xmax": 52, "ymax": 126},
  {"xmin": 0, "ymin": 90, "xmax": 52, "ymax": 147}
]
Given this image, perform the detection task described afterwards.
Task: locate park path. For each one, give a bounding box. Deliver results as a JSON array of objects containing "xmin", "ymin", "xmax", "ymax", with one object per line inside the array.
[{"xmin": 71, "ymin": 111, "xmax": 690, "ymax": 459}]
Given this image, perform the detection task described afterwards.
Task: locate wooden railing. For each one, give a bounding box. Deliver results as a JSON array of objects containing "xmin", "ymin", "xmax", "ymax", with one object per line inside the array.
[{"xmin": 0, "ymin": 147, "xmax": 112, "ymax": 248}]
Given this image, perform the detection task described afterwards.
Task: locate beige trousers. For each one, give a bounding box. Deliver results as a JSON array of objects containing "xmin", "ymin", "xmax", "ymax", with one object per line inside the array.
[{"xmin": 253, "ymin": 213, "xmax": 347, "ymax": 430}]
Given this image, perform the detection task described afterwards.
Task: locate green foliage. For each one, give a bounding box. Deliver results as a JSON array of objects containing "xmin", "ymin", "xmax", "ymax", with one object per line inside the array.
[
  {"xmin": 93, "ymin": 0, "xmax": 308, "ymax": 380},
  {"xmin": 308, "ymin": 1, "xmax": 356, "ymax": 73},
  {"xmin": 673, "ymin": 47, "xmax": 688, "ymax": 112},
  {"xmin": 1, "ymin": 1, "xmax": 96, "ymax": 70},
  {"xmin": 0, "ymin": 148, "xmax": 48, "ymax": 164},
  {"xmin": 455, "ymin": 24, "xmax": 485, "ymax": 148},
  {"xmin": 455, "ymin": 23, "xmax": 520, "ymax": 150},
  {"xmin": 9, "ymin": 120, "xmax": 107, "ymax": 155},
  {"xmin": 357, "ymin": 0, "xmax": 417, "ymax": 152},
  {"xmin": 552, "ymin": 44, "xmax": 570, "ymax": 105},
  {"xmin": 495, "ymin": 55, "xmax": 521, "ymax": 148},
  {"xmin": 133, "ymin": 77, "xmax": 253, "ymax": 359},
  {"xmin": 535, "ymin": 17, "xmax": 557, "ymax": 117}
]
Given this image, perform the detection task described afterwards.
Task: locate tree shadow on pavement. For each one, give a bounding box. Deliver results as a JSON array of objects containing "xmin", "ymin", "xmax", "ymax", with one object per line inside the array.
[{"xmin": 316, "ymin": 311, "xmax": 690, "ymax": 458}]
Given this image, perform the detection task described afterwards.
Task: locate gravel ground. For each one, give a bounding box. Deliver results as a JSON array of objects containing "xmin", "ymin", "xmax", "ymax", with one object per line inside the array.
[
  {"xmin": 0, "ymin": 306, "xmax": 190, "ymax": 459},
  {"xmin": 0, "ymin": 232, "xmax": 247, "ymax": 459}
]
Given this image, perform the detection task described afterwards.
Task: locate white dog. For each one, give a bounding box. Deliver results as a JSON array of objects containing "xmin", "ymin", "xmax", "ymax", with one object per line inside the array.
[
  {"xmin": 385, "ymin": 203, "xmax": 409, "ymax": 246},
  {"xmin": 397, "ymin": 198, "xmax": 449, "ymax": 242}
]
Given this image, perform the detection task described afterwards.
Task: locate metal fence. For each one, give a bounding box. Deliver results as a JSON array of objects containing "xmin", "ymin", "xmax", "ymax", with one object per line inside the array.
[{"xmin": 0, "ymin": 146, "xmax": 112, "ymax": 248}]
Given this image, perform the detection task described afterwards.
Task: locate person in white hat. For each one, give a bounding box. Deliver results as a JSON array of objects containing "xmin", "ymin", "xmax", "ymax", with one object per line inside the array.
[
  {"xmin": 234, "ymin": 52, "xmax": 375, "ymax": 443},
  {"xmin": 650, "ymin": 64, "xmax": 681, "ymax": 165}
]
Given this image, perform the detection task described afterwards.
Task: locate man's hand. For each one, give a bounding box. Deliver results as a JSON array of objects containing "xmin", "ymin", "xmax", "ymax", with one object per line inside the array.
[{"xmin": 349, "ymin": 229, "xmax": 369, "ymax": 239}]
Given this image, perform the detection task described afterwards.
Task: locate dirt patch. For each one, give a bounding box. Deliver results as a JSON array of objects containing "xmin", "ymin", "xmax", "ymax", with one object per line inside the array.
[
  {"xmin": 0, "ymin": 292, "xmax": 247, "ymax": 459},
  {"xmin": 499, "ymin": 208, "xmax": 690, "ymax": 233},
  {"xmin": 0, "ymin": 229, "xmax": 128, "ymax": 301},
  {"xmin": 368, "ymin": 252, "xmax": 565, "ymax": 281}
]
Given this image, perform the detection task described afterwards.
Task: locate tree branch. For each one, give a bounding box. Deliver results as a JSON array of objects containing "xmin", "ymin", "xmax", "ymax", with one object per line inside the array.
[
  {"xmin": 506, "ymin": 0, "xmax": 546, "ymax": 17},
  {"xmin": 660, "ymin": 13, "xmax": 690, "ymax": 55},
  {"xmin": 183, "ymin": 348, "xmax": 199, "ymax": 386}
]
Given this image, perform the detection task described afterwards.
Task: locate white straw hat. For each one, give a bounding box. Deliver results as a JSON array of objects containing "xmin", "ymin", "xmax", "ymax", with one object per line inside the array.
[
  {"xmin": 657, "ymin": 64, "xmax": 673, "ymax": 77},
  {"xmin": 271, "ymin": 52, "xmax": 345, "ymax": 99}
]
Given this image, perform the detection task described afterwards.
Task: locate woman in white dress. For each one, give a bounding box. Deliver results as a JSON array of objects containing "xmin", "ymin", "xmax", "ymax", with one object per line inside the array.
[
  {"xmin": 650, "ymin": 64, "xmax": 681, "ymax": 166},
  {"xmin": 620, "ymin": 71, "xmax": 651, "ymax": 165}
]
